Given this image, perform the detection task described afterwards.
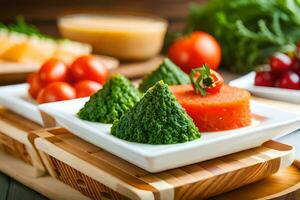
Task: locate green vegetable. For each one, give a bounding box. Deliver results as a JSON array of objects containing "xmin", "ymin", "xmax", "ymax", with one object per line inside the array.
[
  {"xmin": 0, "ymin": 16, "xmax": 57, "ymax": 40},
  {"xmin": 111, "ymin": 81, "xmax": 200, "ymax": 144},
  {"xmin": 8, "ymin": 16, "xmax": 41, "ymax": 36},
  {"xmin": 139, "ymin": 58, "xmax": 190, "ymax": 92},
  {"xmin": 186, "ymin": 0, "xmax": 300, "ymax": 73},
  {"xmin": 78, "ymin": 74, "xmax": 141, "ymax": 123},
  {"xmin": 190, "ymin": 64, "xmax": 214, "ymax": 96}
]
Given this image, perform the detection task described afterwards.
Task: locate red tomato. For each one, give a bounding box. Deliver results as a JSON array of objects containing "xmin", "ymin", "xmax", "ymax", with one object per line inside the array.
[
  {"xmin": 28, "ymin": 73, "xmax": 45, "ymax": 98},
  {"xmin": 168, "ymin": 31, "xmax": 221, "ymax": 73},
  {"xmin": 70, "ymin": 55, "xmax": 109, "ymax": 84},
  {"xmin": 37, "ymin": 82, "xmax": 76, "ymax": 104},
  {"xmin": 206, "ymin": 70, "xmax": 224, "ymax": 94},
  {"xmin": 36, "ymin": 89, "xmax": 45, "ymax": 104},
  {"xmin": 191, "ymin": 66, "xmax": 224, "ymax": 95},
  {"xmin": 74, "ymin": 80, "xmax": 102, "ymax": 98},
  {"xmin": 39, "ymin": 58, "xmax": 69, "ymax": 84}
]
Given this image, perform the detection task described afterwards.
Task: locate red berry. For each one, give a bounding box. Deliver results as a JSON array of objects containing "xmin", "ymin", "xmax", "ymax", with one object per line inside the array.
[
  {"xmin": 291, "ymin": 57, "xmax": 300, "ymax": 75},
  {"xmin": 270, "ymin": 52, "xmax": 292, "ymax": 73},
  {"xmin": 278, "ymin": 71, "xmax": 300, "ymax": 90},
  {"xmin": 254, "ymin": 71, "xmax": 275, "ymax": 87}
]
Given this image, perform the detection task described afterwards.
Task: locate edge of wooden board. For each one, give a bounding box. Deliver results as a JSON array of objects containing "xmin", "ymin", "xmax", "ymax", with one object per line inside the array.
[{"xmin": 0, "ymin": 150, "xmax": 89, "ymax": 200}]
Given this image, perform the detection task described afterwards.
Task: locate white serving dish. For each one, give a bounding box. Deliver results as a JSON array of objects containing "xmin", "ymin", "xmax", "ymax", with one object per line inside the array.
[
  {"xmin": 39, "ymin": 98, "xmax": 300, "ymax": 172},
  {"xmin": 0, "ymin": 83, "xmax": 43, "ymax": 125},
  {"xmin": 229, "ymin": 72, "xmax": 300, "ymax": 104}
]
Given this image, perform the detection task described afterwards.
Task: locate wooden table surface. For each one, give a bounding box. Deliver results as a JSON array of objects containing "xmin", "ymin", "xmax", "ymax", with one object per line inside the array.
[{"xmin": 0, "ymin": 173, "xmax": 47, "ymax": 200}]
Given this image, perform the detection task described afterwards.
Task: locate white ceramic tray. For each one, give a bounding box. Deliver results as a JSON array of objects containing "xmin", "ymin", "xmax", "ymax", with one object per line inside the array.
[
  {"xmin": 0, "ymin": 83, "xmax": 43, "ymax": 125},
  {"xmin": 229, "ymin": 72, "xmax": 300, "ymax": 104},
  {"xmin": 39, "ymin": 98, "xmax": 300, "ymax": 172}
]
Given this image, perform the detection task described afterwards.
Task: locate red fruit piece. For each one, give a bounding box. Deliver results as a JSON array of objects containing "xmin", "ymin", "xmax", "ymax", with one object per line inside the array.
[
  {"xmin": 37, "ymin": 82, "xmax": 76, "ymax": 104},
  {"xmin": 254, "ymin": 71, "xmax": 274, "ymax": 87},
  {"xmin": 270, "ymin": 52, "xmax": 292, "ymax": 73},
  {"xmin": 278, "ymin": 71, "xmax": 300, "ymax": 90},
  {"xmin": 74, "ymin": 80, "xmax": 102, "ymax": 98},
  {"xmin": 39, "ymin": 58, "xmax": 69, "ymax": 84},
  {"xmin": 291, "ymin": 57, "xmax": 300, "ymax": 75},
  {"xmin": 28, "ymin": 73, "xmax": 45, "ymax": 98}
]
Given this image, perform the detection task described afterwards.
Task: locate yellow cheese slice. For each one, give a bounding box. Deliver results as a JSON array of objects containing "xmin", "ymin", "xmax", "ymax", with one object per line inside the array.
[
  {"xmin": 0, "ymin": 31, "xmax": 28, "ymax": 57},
  {"xmin": 1, "ymin": 35, "xmax": 57, "ymax": 63}
]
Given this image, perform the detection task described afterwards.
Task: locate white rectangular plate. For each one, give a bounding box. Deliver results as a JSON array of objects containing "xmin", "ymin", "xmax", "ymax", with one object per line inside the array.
[
  {"xmin": 0, "ymin": 83, "xmax": 43, "ymax": 125},
  {"xmin": 38, "ymin": 98, "xmax": 300, "ymax": 172},
  {"xmin": 229, "ymin": 72, "xmax": 300, "ymax": 104}
]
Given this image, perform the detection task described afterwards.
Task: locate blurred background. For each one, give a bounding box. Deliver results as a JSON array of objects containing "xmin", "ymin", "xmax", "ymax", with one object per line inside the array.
[{"xmin": 0, "ymin": 0, "xmax": 205, "ymax": 36}]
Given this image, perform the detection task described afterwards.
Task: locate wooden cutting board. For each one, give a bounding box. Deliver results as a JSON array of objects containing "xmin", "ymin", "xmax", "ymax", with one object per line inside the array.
[
  {"xmin": 0, "ymin": 107, "xmax": 45, "ymax": 177},
  {"xmin": 32, "ymin": 127, "xmax": 295, "ymax": 200}
]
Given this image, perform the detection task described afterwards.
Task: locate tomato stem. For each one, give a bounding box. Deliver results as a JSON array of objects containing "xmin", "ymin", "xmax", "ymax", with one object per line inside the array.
[{"xmin": 190, "ymin": 64, "xmax": 214, "ymax": 96}]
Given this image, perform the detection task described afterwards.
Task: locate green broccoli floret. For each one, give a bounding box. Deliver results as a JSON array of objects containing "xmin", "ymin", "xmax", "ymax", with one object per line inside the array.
[
  {"xmin": 78, "ymin": 74, "xmax": 141, "ymax": 123},
  {"xmin": 111, "ymin": 81, "xmax": 200, "ymax": 144},
  {"xmin": 138, "ymin": 58, "xmax": 190, "ymax": 92}
]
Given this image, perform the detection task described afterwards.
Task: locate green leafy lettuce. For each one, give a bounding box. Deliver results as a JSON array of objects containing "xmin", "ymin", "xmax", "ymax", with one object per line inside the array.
[
  {"xmin": 78, "ymin": 74, "xmax": 141, "ymax": 123},
  {"xmin": 139, "ymin": 58, "xmax": 190, "ymax": 92},
  {"xmin": 111, "ymin": 81, "xmax": 200, "ymax": 144},
  {"xmin": 186, "ymin": 0, "xmax": 300, "ymax": 73}
]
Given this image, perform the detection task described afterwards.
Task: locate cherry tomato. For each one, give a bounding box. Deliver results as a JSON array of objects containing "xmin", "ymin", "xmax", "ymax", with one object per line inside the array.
[
  {"xmin": 206, "ymin": 70, "xmax": 224, "ymax": 94},
  {"xmin": 37, "ymin": 82, "xmax": 76, "ymax": 104},
  {"xmin": 28, "ymin": 73, "xmax": 45, "ymax": 98},
  {"xmin": 168, "ymin": 31, "xmax": 221, "ymax": 73},
  {"xmin": 254, "ymin": 71, "xmax": 275, "ymax": 87},
  {"xmin": 278, "ymin": 71, "xmax": 300, "ymax": 90},
  {"xmin": 190, "ymin": 65, "xmax": 224, "ymax": 95},
  {"xmin": 270, "ymin": 52, "xmax": 291, "ymax": 73},
  {"xmin": 74, "ymin": 80, "xmax": 102, "ymax": 98},
  {"xmin": 39, "ymin": 58, "xmax": 69, "ymax": 84},
  {"xmin": 70, "ymin": 55, "xmax": 109, "ymax": 84},
  {"xmin": 36, "ymin": 89, "xmax": 45, "ymax": 104}
]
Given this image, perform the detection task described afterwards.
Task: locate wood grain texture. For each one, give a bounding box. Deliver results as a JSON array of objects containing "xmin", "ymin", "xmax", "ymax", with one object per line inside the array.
[
  {"xmin": 213, "ymin": 164, "xmax": 300, "ymax": 200},
  {"xmin": 33, "ymin": 128, "xmax": 294, "ymax": 200},
  {"xmin": 0, "ymin": 108, "xmax": 45, "ymax": 177},
  {"xmin": 0, "ymin": 151, "xmax": 89, "ymax": 200}
]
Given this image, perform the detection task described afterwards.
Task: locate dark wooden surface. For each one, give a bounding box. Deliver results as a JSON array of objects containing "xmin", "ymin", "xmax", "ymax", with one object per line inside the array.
[
  {"xmin": 0, "ymin": 172, "xmax": 47, "ymax": 200},
  {"xmin": 0, "ymin": 0, "xmax": 206, "ymax": 36}
]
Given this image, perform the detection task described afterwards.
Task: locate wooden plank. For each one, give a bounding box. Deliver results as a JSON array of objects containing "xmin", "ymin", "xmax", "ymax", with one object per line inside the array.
[
  {"xmin": 213, "ymin": 164, "xmax": 300, "ymax": 200},
  {"xmin": 0, "ymin": 108, "xmax": 45, "ymax": 177},
  {"xmin": 0, "ymin": 151, "xmax": 89, "ymax": 200},
  {"xmin": 34, "ymin": 127, "xmax": 295, "ymax": 200}
]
